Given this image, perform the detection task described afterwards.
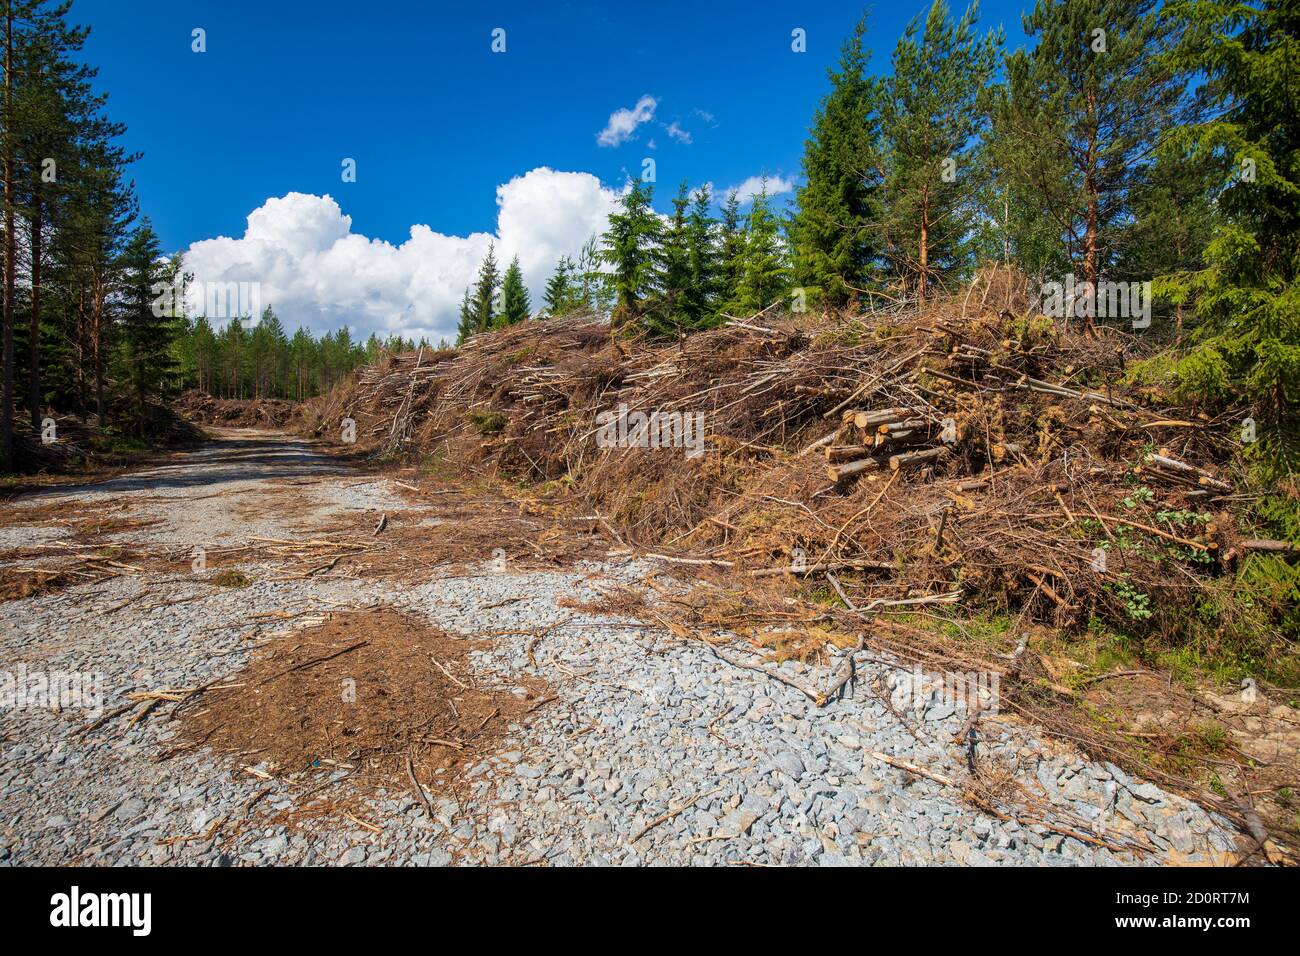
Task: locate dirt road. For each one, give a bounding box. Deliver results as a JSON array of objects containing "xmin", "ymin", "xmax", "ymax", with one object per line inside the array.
[{"xmin": 0, "ymin": 429, "xmax": 1242, "ymax": 865}]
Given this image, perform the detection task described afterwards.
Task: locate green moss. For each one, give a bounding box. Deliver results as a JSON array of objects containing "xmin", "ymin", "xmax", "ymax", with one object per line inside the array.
[
  {"xmin": 466, "ymin": 409, "xmax": 507, "ymax": 435},
  {"xmin": 211, "ymin": 569, "xmax": 252, "ymax": 588}
]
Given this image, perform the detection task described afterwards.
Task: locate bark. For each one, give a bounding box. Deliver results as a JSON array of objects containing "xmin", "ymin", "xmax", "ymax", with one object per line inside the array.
[
  {"xmin": 1080, "ymin": 88, "xmax": 1099, "ymax": 337},
  {"xmin": 918, "ymin": 185, "xmax": 929, "ymax": 306},
  {"xmin": 92, "ymin": 274, "xmax": 106, "ymax": 423},
  {"xmin": 75, "ymin": 288, "xmax": 87, "ymax": 417},
  {"xmin": 28, "ymin": 193, "xmax": 41, "ymax": 429},
  {"xmin": 1, "ymin": 8, "xmax": 14, "ymax": 466}
]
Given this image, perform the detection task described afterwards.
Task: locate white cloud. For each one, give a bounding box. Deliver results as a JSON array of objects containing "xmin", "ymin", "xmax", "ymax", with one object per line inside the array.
[
  {"xmin": 597, "ymin": 94, "xmax": 657, "ymax": 147},
  {"xmin": 181, "ymin": 168, "xmax": 620, "ymax": 344},
  {"xmin": 690, "ymin": 182, "xmax": 715, "ymax": 202},
  {"xmin": 663, "ymin": 120, "xmax": 692, "ymax": 144},
  {"xmin": 728, "ymin": 174, "xmax": 796, "ymax": 205}
]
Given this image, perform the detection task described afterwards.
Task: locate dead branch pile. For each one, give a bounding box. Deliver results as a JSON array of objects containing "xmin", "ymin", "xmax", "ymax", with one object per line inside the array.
[
  {"xmin": 303, "ymin": 269, "xmax": 1277, "ymax": 648},
  {"xmin": 175, "ymin": 389, "xmax": 303, "ymax": 429}
]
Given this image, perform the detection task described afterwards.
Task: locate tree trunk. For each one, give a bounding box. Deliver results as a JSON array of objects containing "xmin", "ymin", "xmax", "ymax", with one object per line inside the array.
[
  {"xmin": 92, "ymin": 277, "xmax": 106, "ymax": 423},
  {"xmin": 28, "ymin": 193, "xmax": 41, "ymax": 430},
  {"xmin": 75, "ymin": 289, "xmax": 87, "ymax": 417},
  {"xmin": 918, "ymin": 211, "xmax": 929, "ymax": 306},
  {"xmin": 1080, "ymin": 89, "xmax": 1100, "ymax": 337},
  {"xmin": 1, "ymin": 8, "xmax": 15, "ymax": 466}
]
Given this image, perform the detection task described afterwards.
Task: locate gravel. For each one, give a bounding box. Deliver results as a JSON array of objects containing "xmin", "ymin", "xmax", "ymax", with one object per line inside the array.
[{"xmin": 0, "ymin": 430, "xmax": 1242, "ymax": 866}]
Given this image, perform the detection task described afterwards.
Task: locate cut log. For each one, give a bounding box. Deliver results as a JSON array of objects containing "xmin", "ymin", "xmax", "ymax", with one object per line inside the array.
[
  {"xmin": 827, "ymin": 457, "xmax": 885, "ymax": 482},
  {"xmin": 889, "ymin": 447, "xmax": 949, "ymax": 471},
  {"xmin": 874, "ymin": 428, "xmax": 917, "ymax": 447},
  {"xmin": 1142, "ymin": 452, "xmax": 1231, "ymax": 492},
  {"xmin": 797, "ymin": 427, "xmax": 843, "ymax": 457},
  {"xmin": 876, "ymin": 417, "xmax": 929, "ymax": 435},
  {"xmin": 846, "ymin": 407, "xmax": 914, "ymax": 430},
  {"xmin": 1240, "ymin": 539, "xmax": 1299, "ymax": 554},
  {"xmin": 825, "ymin": 444, "xmax": 875, "ymax": 463}
]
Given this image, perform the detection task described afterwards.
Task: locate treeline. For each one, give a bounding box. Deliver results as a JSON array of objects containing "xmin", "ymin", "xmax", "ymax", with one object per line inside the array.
[
  {"xmin": 0, "ymin": 0, "xmax": 428, "ymax": 467},
  {"xmin": 171, "ymin": 311, "xmax": 429, "ymax": 401},
  {"xmin": 454, "ymin": 0, "xmax": 1295, "ymax": 475},
  {"xmin": 454, "ymin": 181, "xmax": 791, "ymax": 344},
  {"xmin": 0, "ymin": 0, "xmax": 174, "ymax": 464}
]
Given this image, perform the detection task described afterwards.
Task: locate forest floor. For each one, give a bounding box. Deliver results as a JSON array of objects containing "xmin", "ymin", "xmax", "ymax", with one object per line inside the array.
[{"xmin": 0, "ymin": 427, "xmax": 1284, "ymax": 866}]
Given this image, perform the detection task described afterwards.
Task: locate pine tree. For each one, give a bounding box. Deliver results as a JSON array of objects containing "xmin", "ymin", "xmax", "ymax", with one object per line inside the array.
[
  {"xmin": 879, "ymin": 0, "xmax": 1001, "ymax": 303},
  {"xmin": 251, "ymin": 307, "xmax": 288, "ymax": 398},
  {"xmin": 788, "ymin": 13, "xmax": 885, "ymax": 309},
  {"xmin": 191, "ymin": 316, "xmax": 217, "ymax": 394},
  {"xmin": 61, "ymin": 133, "xmax": 135, "ymax": 420},
  {"xmin": 2, "ymin": 0, "xmax": 109, "ymax": 462},
  {"xmin": 990, "ymin": 0, "xmax": 1191, "ymax": 331},
  {"xmin": 14, "ymin": 5, "xmax": 98, "ymax": 430},
  {"xmin": 498, "ymin": 255, "xmax": 530, "ymax": 327},
  {"xmin": 288, "ymin": 327, "xmax": 315, "ymax": 399},
  {"xmin": 600, "ymin": 179, "xmax": 661, "ymax": 332}
]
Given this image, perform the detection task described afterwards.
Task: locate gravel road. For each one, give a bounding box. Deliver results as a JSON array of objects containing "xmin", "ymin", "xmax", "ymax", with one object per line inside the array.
[{"xmin": 0, "ymin": 430, "xmax": 1242, "ymax": 866}]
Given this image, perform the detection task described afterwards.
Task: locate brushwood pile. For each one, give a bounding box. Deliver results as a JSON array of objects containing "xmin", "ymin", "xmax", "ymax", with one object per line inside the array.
[{"xmin": 304, "ymin": 269, "xmax": 1292, "ymax": 669}]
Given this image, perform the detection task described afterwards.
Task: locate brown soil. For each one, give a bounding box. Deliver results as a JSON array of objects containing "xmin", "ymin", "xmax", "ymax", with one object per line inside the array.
[
  {"xmin": 0, "ymin": 567, "xmax": 77, "ymax": 601},
  {"xmin": 294, "ymin": 471, "xmax": 615, "ymax": 582},
  {"xmin": 180, "ymin": 609, "xmax": 551, "ymax": 810}
]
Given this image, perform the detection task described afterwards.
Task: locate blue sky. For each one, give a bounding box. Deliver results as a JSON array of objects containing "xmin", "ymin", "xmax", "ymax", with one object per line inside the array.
[{"xmin": 75, "ymin": 0, "xmax": 1034, "ymax": 341}]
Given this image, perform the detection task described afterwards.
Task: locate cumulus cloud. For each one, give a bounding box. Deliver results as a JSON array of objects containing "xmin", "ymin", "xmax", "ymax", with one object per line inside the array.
[
  {"xmin": 727, "ymin": 174, "xmax": 796, "ymax": 205},
  {"xmin": 596, "ymin": 94, "xmax": 657, "ymax": 147},
  {"xmin": 181, "ymin": 168, "xmax": 620, "ymax": 344},
  {"xmin": 663, "ymin": 120, "xmax": 692, "ymax": 144}
]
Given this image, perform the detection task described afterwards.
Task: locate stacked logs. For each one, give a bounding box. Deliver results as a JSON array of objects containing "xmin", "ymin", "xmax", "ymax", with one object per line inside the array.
[{"xmin": 824, "ymin": 406, "xmax": 949, "ymax": 482}]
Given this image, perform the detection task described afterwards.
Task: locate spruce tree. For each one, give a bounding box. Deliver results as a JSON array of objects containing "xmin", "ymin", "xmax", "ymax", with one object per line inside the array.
[
  {"xmin": 653, "ymin": 180, "xmax": 693, "ymax": 331},
  {"xmin": 1149, "ymin": 0, "xmax": 1299, "ymax": 475},
  {"xmin": 470, "ymin": 243, "xmax": 499, "ymax": 333},
  {"xmin": 684, "ymin": 184, "xmax": 720, "ymax": 329},
  {"xmin": 789, "ymin": 13, "xmax": 885, "ymax": 309},
  {"xmin": 718, "ymin": 190, "xmax": 747, "ymax": 310},
  {"xmin": 576, "ymin": 234, "xmax": 606, "ymax": 312},
  {"xmin": 455, "ymin": 287, "xmax": 475, "ymax": 344},
  {"xmin": 600, "ymin": 179, "xmax": 661, "ymax": 332},
  {"xmin": 116, "ymin": 221, "xmax": 175, "ymax": 431},
  {"xmin": 730, "ymin": 183, "xmax": 791, "ymax": 315},
  {"xmin": 498, "ymin": 256, "xmax": 530, "ymax": 327},
  {"xmin": 543, "ymin": 256, "xmax": 580, "ymax": 316}
]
